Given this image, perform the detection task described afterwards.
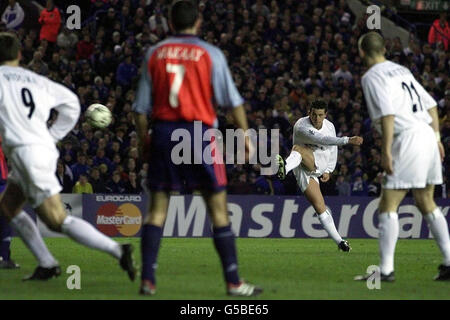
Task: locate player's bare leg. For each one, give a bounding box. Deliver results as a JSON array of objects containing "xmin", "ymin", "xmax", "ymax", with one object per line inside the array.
[
  {"xmin": 303, "ymin": 179, "xmax": 350, "ymax": 251},
  {"xmin": 35, "ymin": 193, "xmax": 136, "ymax": 281},
  {"xmin": 277, "ymin": 145, "xmax": 315, "ymax": 180},
  {"xmin": 140, "ymin": 191, "xmax": 169, "ymax": 295},
  {"xmin": 0, "ymin": 182, "xmax": 59, "ymax": 279},
  {"xmin": 413, "ymin": 185, "xmax": 450, "ymax": 280},
  {"xmin": 202, "ymin": 189, "xmax": 263, "ymax": 297}
]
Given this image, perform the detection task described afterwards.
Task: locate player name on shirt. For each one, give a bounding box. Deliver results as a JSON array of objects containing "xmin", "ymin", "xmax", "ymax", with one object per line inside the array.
[
  {"xmin": 156, "ymin": 46, "xmax": 205, "ymax": 62},
  {"xmin": 2, "ymin": 72, "xmax": 37, "ymax": 84},
  {"xmin": 383, "ymin": 67, "xmax": 410, "ymax": 78}
]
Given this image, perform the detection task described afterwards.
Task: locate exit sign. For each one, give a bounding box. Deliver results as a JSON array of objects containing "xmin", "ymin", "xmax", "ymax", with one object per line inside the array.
[{"xmin": 410, "ymin": 0, "xmax": 450, "ymax": 10}]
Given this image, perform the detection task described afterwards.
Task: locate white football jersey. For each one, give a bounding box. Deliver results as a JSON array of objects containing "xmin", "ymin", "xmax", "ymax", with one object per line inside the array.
[
  {"xmin": 0, "ymin": 66, "xmax": 80, "ymax": 155},
  {"xmin": 293, "ymin": 116, "xmax": 348, "ymax": 174},
  {"xmin": 362, "ymin": 60, "xmax": 436, "ymax": 134}
]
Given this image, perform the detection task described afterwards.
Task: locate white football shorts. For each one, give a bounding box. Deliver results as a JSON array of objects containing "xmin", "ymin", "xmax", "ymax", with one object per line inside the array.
[
  {"xmin": 293, "ymin": 150, "xmax": 328, "ymax": 193},
  {"xmin": 384, "ymin": 124, "xmax": 443, "ymax": 189},
  {"xmin": 8, "ymin": 145, "xmax": 62, "ymax": 208}
]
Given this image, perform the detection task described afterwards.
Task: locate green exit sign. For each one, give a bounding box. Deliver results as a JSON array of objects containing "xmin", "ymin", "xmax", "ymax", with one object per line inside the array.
[{"xmin": 410, "ymin": 0, "xmax": 450, "ymax": 10}]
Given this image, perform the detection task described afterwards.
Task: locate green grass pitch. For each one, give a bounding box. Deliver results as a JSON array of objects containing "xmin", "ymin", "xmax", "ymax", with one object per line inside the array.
[{"xmin": 0, "ymin": 238, "xmax": 449, "ymax": 300}]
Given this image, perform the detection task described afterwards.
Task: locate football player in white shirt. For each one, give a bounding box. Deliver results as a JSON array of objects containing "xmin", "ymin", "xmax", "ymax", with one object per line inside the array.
[
  {"xmin": 355, "ymin": 32, "xmax": 450, "ymax": 281},
  {"xmin": 0, "ymin": 32, "xmax": 136, "ymax": 281},
  {"xmin": 276, "ymin": 100, "xmax": 363, "ymax": 251}
]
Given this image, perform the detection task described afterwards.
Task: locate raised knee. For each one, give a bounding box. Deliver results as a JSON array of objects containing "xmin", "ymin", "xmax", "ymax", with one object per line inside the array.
[
  {"xmin": 292, "ymin": 144, "xmax": 302, "ymax": 153},
  {"xmin": 293, "ymin": 144, "xmax": 307, "ymax": 154},
  {"xmin": 45, "ymin": 216, "xmax": 65, "ymax": 232}
]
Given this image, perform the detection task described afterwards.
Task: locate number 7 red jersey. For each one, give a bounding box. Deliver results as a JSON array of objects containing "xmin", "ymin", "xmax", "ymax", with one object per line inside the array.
[{"xmin": 133, "ymin": 35, "xmax": 243, "ymax": 128}]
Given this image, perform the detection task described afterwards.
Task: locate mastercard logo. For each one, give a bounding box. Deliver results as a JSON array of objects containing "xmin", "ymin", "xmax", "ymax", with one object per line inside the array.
[{"xmin": 96, "ymin": 203, "xmax": 142, "ymax": 236}]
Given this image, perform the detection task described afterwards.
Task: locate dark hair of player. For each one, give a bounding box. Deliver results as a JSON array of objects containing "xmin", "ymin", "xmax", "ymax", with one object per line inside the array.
[
  {"xmin": 0, "ymin": 32, "xmax": 20, "ymax": 64},
  {"xmin": 170, "ymin": 0, "xmax": 199, "ymax": 32},
  {"xmin": 310, "ymin": 100, "xmax": 328, "ymax": 112},
  {"xmin": 359, "ymin": 31, "xmax": 385, "ymax": 58}
]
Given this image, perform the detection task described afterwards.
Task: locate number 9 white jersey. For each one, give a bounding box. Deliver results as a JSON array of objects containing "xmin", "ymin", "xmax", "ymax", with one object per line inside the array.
[
  {"xmin": 361, "ymin": 60, "xmax": 437, "ymax": 135},
  {"xmin": 0, "ymin": 66, "xmax": 80, "ymax": 155}
]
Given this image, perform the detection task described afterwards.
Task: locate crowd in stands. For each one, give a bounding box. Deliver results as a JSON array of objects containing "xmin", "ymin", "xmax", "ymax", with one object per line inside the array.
[{"xmin": 1, "ymin": 0, "xmax": 449, "ymax": 197}]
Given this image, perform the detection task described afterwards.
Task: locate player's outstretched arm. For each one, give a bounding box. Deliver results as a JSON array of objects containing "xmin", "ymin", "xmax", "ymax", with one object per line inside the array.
[
  {"xmin": 295, "ymin": 124, "xmax": 363, "ymax": 146},
  {"xmin": 427, "ymin": 106, "xmax": 445, "ymax": 162},
  {"xmin": 348, "ymin": 136, "xmax": 364, "ymax": 145}
]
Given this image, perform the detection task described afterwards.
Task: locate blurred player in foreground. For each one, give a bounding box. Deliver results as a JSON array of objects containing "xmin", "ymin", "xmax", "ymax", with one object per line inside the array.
[
  {"xmin": 133, "ymin": 0, "xmax": 262, "ymax": 296},
  {"xmin": 355, "ymin": 32, "xmax": 450, "ymax": 281},
  {"xmin": 276, "ymin": 100, "xmax": 363, "ymax": 251},
  {"xmin": 0, "ymin": 32, "xmax": 136, "ymax": 281},
  {"xmin": 0, "ymin": 136, "xmax": 19, "ymax": 269}
]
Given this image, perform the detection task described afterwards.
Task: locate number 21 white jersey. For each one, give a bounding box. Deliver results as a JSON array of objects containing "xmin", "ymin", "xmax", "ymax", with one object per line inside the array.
[
  {"xmin": 361, "ymin": 60, "xmax": 436, "ymax": 135},
  {"xmin": 0, "ymin": 66, "xmax": 80, "ymax": 155}
]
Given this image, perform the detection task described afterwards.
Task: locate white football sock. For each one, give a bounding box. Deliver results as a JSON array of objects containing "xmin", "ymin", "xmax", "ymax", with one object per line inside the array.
[
  {"xmin": 10, "ymin": 211, "xmax": 58, "ymax": 268},
  {"xmin": 285, "ymin": 151, "xmax": 302, "ymax": 173},
  {"xmin": 61, "ymin": 216, "xmax": 122, "ymax": 259},
  {"xmin": 318, "ymin": 209, "xmax": 343, "ymax": 244},
  {"xmin": 378, "ymin": 212, "xmax": 399, "ymax": 275},
  {"xmin": 424, "ymin": 208, "xmax": 450, "ymax": 266}
]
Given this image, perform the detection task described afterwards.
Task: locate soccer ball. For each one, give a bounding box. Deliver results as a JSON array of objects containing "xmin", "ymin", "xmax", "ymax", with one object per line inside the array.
[{"xmin": 85, "ymin": 103, "xmax": 112, "ymax": 128}]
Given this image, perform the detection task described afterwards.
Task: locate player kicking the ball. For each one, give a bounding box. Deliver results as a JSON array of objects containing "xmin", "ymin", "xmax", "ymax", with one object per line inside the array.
[
  {"xmin": 355, "ymin": 32, "xmax": 450, "ymax": 282},
  {"xmin": 0, "ymin": 32, "xmax": 136, "ymax": 281},
  {"xmin": 276, "ymin": 100, "xmax": 363, "ymax": 251}
]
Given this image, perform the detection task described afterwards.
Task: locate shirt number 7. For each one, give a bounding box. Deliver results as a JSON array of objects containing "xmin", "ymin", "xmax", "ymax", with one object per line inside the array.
[{"xmin": 166, "ymin": 63, "xmax": 186, "ymax": 108}]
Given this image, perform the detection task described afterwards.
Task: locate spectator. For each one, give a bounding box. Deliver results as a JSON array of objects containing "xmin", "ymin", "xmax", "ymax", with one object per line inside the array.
[
  {"xmin": 76, "ymin": 34, "xmax": 95, "ymax": 61},
  {"xmin": 38, "ymin": 0, "xmax": 61, "ymax": 44},
  {"xmin": 27, "ymin": 51, "xmax": 49, "ymax": 75},
  {"xmin": 98, "ymin": 163, "xmax": 109, "ymax": 181},
  {"xmin": 251, "ymin": 0, "xmax": 270, "ymax": 18},
  {"xmin": 72, "ymin": 173, "xmax": 94, "ymax": 194},
  {"xmin": 335, "ymin": 175, "xmax": 351, "ymax": 196},
  {"xmin": 89, "ymin": 167, "xmax": 107, "ymax": 193},
  {"xmin": 71, "ymin": 153, "xmax": 90, "ymax": 183},
  {"xmin": 148, "ymin": 7, "xmax": 169, "ymax": 36},
  {"xmin": 254, "ymin": 175, "xmax": 285, "ymax": 195},
  {"xmin": 1, "ymin": 0, "xmax": 25, "ymax": 30},
  {"xmin": 428, "ymin": 12, "xmax": 449, "ymax": 51},
  {"xmin": 56, "ymin": 160, "xmax": 73, "ymax": 193},
  {"xmin": 106, "ymin": 171, "xmax": 125, "ymax": 193},
  {"xmin": 100, "ymin": 7, "xmax": 117, "ymax": 36},
  {"xmin": 351, "ymin": 175, "xmax": 368, "ymax": 196},
  {"xmin": 57, "ymin": 27, "xmax": 79, "ymax": 50},
  {"xmin": 229, "ymin": 173, "xmax": 253, "ymax": 194},
  {"xmin": 333, "ymin": 62, "xmax": 353, "ymax": 83},
  {"xmin": 124, "ymin": 172, "xmax": 143, "ymax": 194},
  {"xmin": 116, "ymin": 53, "xmax": 137, "ymax": 89},
  {"xmin": 93, "ymin": 148, "xmax": 113, "ymax": 171}
]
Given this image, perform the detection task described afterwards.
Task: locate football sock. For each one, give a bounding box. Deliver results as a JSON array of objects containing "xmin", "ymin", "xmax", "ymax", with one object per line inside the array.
[
  {"xmin": 378, "ymin": 212, "xmax": 399, "ymax": 275},
  {"xmin": 0, "ymin": 215, "xmax": 12, "ymax": 260},
  {"xmin": 141, "ymin": 224, "xmax": 163, "ymax": 284},
  {"xmin": 213, "ymin": 224, "xmax": 240, "ymax": 285},
  {"xmin": 285, "ymin": 151, "xmax": 302, "ymax": 174},
  {"xmin": 318, "ymin": 209, "xmax": 343, "ymax": 244},
  {"xmin": 424, "ymin": 208, "xmax": 450, "ymax": 266},
  {"xmin": 9, "ymin": 211, "xmax": 58, "ymax": 268},
  {"xmin": 61, "ymin": 215, "xmax": 121, "ymax": 259}
]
